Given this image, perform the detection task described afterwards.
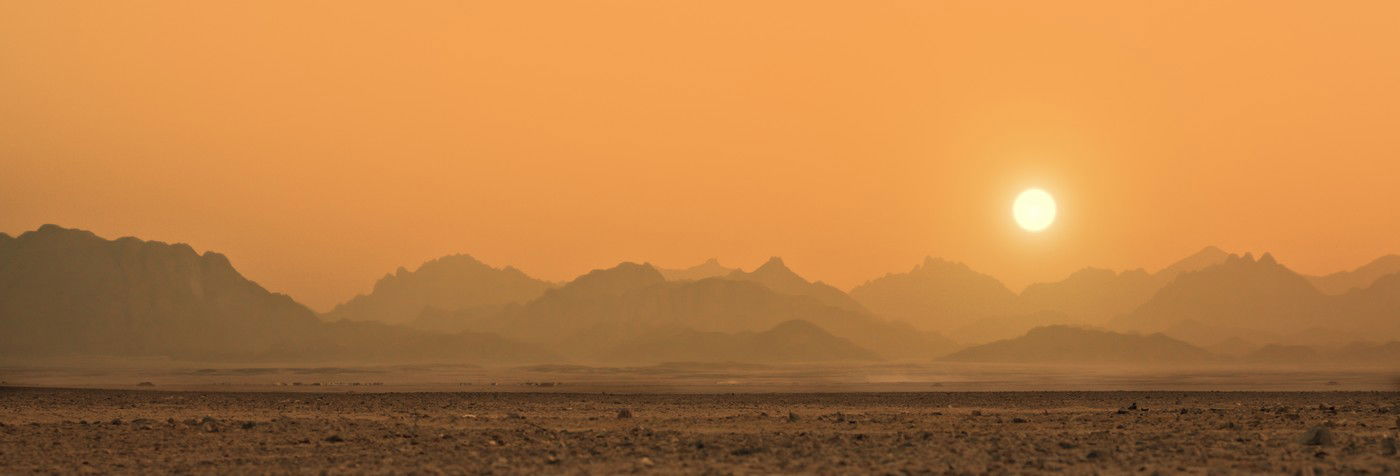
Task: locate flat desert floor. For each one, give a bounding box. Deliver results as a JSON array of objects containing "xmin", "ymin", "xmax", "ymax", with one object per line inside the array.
[{"xmin": 2, "ymin": 387, "xmax": 1399, "ymax": 474}]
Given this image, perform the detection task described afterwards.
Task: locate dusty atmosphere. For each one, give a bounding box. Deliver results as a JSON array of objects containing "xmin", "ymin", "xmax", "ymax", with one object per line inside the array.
[
  {"xmin": 4, "ymin": 386, "xmax": 1400, "ymax": 474},
  {"xmin": 5, "ymin": 1, "xmax": 1400, "ymax": 473}
]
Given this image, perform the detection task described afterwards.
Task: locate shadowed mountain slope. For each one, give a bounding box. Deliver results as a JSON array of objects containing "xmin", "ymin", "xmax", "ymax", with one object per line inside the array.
[
  {"xmin": 325, "ymin": 254, "xmax": 553, "ymax": 325},
  {"xmin": 726, "ymin": 257, "xmax": 866, "ymax": 313},
  {"xmin": 1152, "ymin": 246, "xmax": 1232, "ymax": 286},
  {"xmin": 941, "ymin": 326, "xmax": 1216, "ymax": 364},
  {"xmin": 0, "ymin": 225, "xmax": 321, "ymax": 359},
  {"xmin": 1307, "ymin": 255, "xmax": 1400, "ymax": 295},
  {"xmin": 1113, "ymin": 253, "xmax": 1328, "ymax": 334},
  {"xmin": 657, "ymin": 258, "xmax": 736, "ymax": 281},
  {"xmin": 1016, "ymin": 268, "xmax": 1156, "ymax": 324},
  {"xmin": 0, "ymin": 225, "xmax": 554, "ymax": 363},
  {"xmin": 467, "ymin": 264, "xmax": 956, "ymax": 361},
  {"xmin": 1331, "ymin": 272, "xmax": 1400, "ymax": 337},
  {"xmin": 849, "ymin": 257, "xmax": 1016, "ymax": 331},
  {"xmin": 1013, "ymin": 246, "xmax": 1232, "ymax": 324},
  {"xmin": 850, "ymin": 248, "xmax": 1233, "ymax": 335}
]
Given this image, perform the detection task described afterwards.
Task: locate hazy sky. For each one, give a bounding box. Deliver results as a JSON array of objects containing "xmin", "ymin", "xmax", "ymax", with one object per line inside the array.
[{"xmin": 3, "ymin": 1, "xmax": 1399, "ymax": 310}]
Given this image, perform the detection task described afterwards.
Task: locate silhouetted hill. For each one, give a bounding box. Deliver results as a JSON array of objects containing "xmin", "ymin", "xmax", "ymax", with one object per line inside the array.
[
  {"xmin": 1331, "ymin": 272, "xmax": 1400, "ymax": 337},
  {"xmin": 727, "ymin": 257, "xmax": 866, "ymax": 312},
  {"xmin": 0, "ymin": 225, "xmax": 321, "ymax": 358},
  {"xmin": 1113, "ymin": 253, "xmax": 1328, "ymax": 334},
  {"xmin": 947, "ymin": 311, "xmax": 1071, "ymax": 345},
  {"xmin": 657, "ymin": 258, "xmax": 736, "ymax": 281},
  {"xmin": 849, "ymin": 257, "xmax": 1016, "ymax": 330},
  {"xmin": 1308, "ymin": 255, "xmax": 1400, "ymax": 295},
  {"xmin": 852, "ymin": 248, "xmax": 1234, "ymax": 341},
  {"xmin": 601, "ymin": 320, "xmax": 880, "ymax": 363},
  {"xmin": 1017, "ymin": 268, "xmax": 1155, "ymax": 324},
  {"xmin": 471, "ymin": 265, "xmax": 956, "ymax": 360},
  {"xmin": 1009, "ymin": 247, "xmax": 1231, "ymax": 326},
  {"xmin": 1159, "ymin": 319, "xmax": 1284, "ymax": 349},
  {"xmin": 0, "ymin": 225, "xmax": 554, "ymax": 363},
  {"xmin": 553, "ymin": 261, "xmax": 666, "ymax": 298},
  {"xmin": 1153, "ymin": 246, "xmax": 1232, "ymax": 286},
  {"xmin": 325, "ymin": 254, "xmax": 553, "ymax": 324},
  {"xmin": 941, "ymin": 326, "xmax": 1216, "ymax": 364}
]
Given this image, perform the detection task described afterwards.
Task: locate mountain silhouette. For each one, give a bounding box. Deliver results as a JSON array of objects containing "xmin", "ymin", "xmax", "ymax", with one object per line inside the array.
[
  {"xmin": 466, "ymin": 263, "xmax": 956, "ymax": 361},
  {"xmin": 947, "ymin": 310, "xmax": 1072, "ymax": 345},
  {"xmin": 1152, "ymin": 246, "xmax": 1232, "ymax": 285},
  {"xmin": 1112, "ymin": 253, "xmax": 1328, "ymax": 335},
  {"xmin": 0, "ymin": 225, "xmax": 554, "ymax": 363},
  {"xmin": 849, "ymin": 257, "xmax": 1016, "ymax": 331},
  {"xmin": 941, "ymin": 325, "xmax": 1216, "ymax": 364},
  {"xmin": 552, "ymin": 261, "xmax": 667, "ymax": 298},
  {"xmin": 1012, "ymin": 246, "xmax": 1231, "ymax": 325},
  {"xmin": 601, "ymin": 319, "xmax": 880, "ymax": 363},
  {"xmin": 10, "ymin": 225, "xmax": 1399, "ymax": 366},
  {"xmin": 0, "ymin": 225, "xmax": 321, "ymax": 358},
  {"xmin": 1307, "ymin": 255, "xmax": 1400, "ymax": 295},
  {"xmin": 850, "ymin": 248, "xmax": 1234, "ymax": 342},
  {"xmin": 657, "ymin": 258, "xmax": 736, "ymax": 281},
  {"xmin": 1016, "ymin": 268, "xmax": 1155, "ymax": 324},
  {"xmin": 326, "ymin": 254, "xmax": 553, "ymax": 325},
  {"xmin": 1330, "ymin": 272, "xmax": 1400, "ymax": 338},
  {"xmin": 726, "ymin": 257, "xmax": 867, "ymax": 313}
]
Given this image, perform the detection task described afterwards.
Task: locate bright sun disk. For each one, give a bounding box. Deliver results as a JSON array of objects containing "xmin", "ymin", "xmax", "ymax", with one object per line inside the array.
[{"xmin": 1013, "ymin": 188, "xmax": 1056, "ymax": 232}]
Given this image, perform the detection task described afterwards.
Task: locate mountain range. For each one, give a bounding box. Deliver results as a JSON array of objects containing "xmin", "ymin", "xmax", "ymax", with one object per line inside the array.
[
  {"xmin": 324, "ymin": 254, "xmax": 554, "ymax": 325},
  {"xmin": 848, "ymin": 246, "xmax": 1234, "ymax": 342},
  {"xmin": 459, "ymin": 261, "xmax": 955, "ymax": 360},
  {"xmin": 4, "ymin": 224, "xmax": 1400, "ymax": 365},
  {"xmin": 0, "ymin": 225, "xmax": 553, "ymax": 363},
  {"xmin": 1306, "ymin": 255, "xmax": 1400, "ymax": 295},
  {"xmin": 656, "ymin": 258, "xmax": 736, "ymax": 281},
  {"xmin": 941, "ymin": 326, "xmax": 1217, "ymax": 364}
]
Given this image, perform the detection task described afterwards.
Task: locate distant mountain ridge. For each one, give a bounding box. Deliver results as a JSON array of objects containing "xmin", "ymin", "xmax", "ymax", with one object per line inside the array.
[
  {"xmin": 849, "ymin": 247, "xmax": 1233, "ymax": 340},
  {"xmin": 8, "ymin": 224, "xmax": 1400, "ymax": 366},
  {"xmin": 1307, "ymin": 255, "xmax": 1400, "ymax": 295},
  {"xmin": 657, "ymin": 258, "xmax": 736, "ymax": 281},
  {"xmin": 850, "ymin": 257, "xmax": 1017, "ymax": 331},
  {"xmin": 457, "ymin": 262, "xmax": 957, "ymax": 361},
  {"xmin": 942, "ymin": 326, "xmax": 1216, "ymax": 364},
  {"xmin": 727, "ymin": 257, "xmax": 867, "ymax": 313},
  {"xmin": 0, "ymin": 225, "xmax": 554, "ymax": 363},
  {"xmin": 326, "ymin": 254, "xmax": 553, "ymax": 325},
  {"xmin": 1114, "ymin": 253, "xmax": 1328, "ymax": 335},
  {"xmin": 0, "ymin": 225, "xmax": 320, "ymax": 358}
]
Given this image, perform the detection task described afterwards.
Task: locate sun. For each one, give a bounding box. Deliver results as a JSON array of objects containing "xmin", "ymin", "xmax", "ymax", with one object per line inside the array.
[{"xmin": 1013, "ymin": 188, "xmax": 1057, "ymax": 232}]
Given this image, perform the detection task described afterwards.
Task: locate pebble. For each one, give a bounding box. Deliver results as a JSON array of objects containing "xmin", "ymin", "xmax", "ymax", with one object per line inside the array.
[{"xmin": 1300, "ymin": 426, "xmax": 1334, "ymax": 446}]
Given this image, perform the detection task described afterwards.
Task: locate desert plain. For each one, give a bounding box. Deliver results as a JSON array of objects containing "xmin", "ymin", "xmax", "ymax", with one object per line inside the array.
[{"xmin": 4, "ymin": 367, "xmax": 1400, "ymax": 474}]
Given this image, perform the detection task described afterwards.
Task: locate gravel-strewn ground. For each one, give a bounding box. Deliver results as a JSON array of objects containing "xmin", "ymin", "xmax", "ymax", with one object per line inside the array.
[{"xmin": 1, "ymin": 387, "xmax": 1397, "ymax": 474}]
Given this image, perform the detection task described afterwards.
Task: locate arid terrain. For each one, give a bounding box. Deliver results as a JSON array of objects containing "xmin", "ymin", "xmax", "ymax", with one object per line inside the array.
[{"xmin": 3, "ymin": 386, "xmax": 1399, "ymax": 474}]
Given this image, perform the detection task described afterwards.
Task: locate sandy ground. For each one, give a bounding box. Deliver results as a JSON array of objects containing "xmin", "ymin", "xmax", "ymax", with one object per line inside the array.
[{"xmin": 2, "ymin": 387, "xmax": 1399, "ymax": 474}]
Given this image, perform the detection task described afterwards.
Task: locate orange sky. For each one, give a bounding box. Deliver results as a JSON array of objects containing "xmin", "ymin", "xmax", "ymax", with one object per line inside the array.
[{"xmin": 3, "ymin": 1, "xmax": 1399, "ymax": 311}]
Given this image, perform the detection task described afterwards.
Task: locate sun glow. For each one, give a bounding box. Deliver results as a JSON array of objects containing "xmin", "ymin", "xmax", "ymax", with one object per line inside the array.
[{"xmin": 1013, "ymin": 188, "xmax": 1057, "ymax": 232}]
